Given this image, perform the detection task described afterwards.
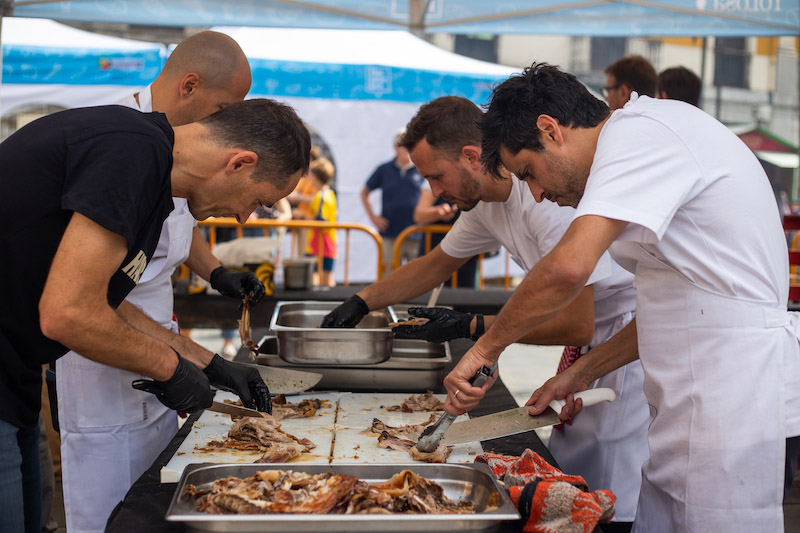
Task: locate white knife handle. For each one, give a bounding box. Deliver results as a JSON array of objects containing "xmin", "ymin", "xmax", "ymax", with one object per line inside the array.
[{"xmin": 548, "ymin": 387, "xmax": 616, "ymax": 413}]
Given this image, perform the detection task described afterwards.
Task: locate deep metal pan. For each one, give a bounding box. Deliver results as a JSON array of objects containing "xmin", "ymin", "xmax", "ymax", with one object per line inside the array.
[
  {"xmin": 166, "ymin": 462, "xmax": 519, "ymax": 533},
  {"xmin": 269, "ymin": 301, "xmax": 397, "ymax": 365},
  {"xmin": 257, "ymin": 335, "xmax": 451, "ymax": 392}
]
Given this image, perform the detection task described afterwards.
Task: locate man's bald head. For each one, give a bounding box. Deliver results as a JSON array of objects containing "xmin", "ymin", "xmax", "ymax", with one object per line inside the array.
[
  {"xmin": 160, "ymin": 31, "xmax": 250, "ymax": 91},
  {"xmin": 151, "ymin": 31, "xmax": 252, "ymax": 126}
]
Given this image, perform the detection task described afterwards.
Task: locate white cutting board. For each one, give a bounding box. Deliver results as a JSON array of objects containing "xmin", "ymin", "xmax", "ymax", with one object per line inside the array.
[
  {"xmin": 160, "ymin": 391, "xmax": 337, "ymax": 483},
  {"xmin": 332, "ymin": 392, "xmax": 482, "ymax": 464}
]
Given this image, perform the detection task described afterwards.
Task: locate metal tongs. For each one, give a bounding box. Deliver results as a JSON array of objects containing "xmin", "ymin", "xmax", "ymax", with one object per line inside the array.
[{"xmin": 415, "ymin": 361, "xmax": 499, "ymax": 452}]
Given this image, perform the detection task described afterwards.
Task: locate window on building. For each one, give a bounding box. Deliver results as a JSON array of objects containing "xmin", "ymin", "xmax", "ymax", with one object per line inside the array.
[
  {"xmin": 454, "ymin": 34, "xmax": 498, "ymax": 64},
  {"xmin": 714, "ymin": 38, "xmax": 748, "ymax": 89},
  {"xmin": 590, "ymin": 37, "xmax": 627, "ymax": 72}
]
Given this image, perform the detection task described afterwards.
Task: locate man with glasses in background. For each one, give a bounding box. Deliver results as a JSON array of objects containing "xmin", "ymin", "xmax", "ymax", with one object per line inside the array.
[{"xmin": 602, "ymin": 55, "xmax": 656, "ymax": 110}]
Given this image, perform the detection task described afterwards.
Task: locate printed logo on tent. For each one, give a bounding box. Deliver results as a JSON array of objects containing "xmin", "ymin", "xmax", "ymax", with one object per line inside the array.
[
  {"xmin": 365, "ymin": 66, "xmax": 392, "ymax": 97},
  {"xmin": 98, "ymin": 57, "xmax": 146, "ymax": 72},
  {"xmin": 698, "ymin": 0, "xmax": 784, "ymax": 13}
]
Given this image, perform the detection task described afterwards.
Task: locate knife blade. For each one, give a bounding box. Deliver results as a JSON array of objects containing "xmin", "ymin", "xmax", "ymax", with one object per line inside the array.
[
  {"xmin": 441, "ymin": 388, "xmax": 617, "ymax": 445},
  {"xmin": 231, "ymin": 362, "xmax": 322, "ymax": 394},
  {"xmin": 208, "ymin": 400, "xmax": 268, "ymax": 418}
]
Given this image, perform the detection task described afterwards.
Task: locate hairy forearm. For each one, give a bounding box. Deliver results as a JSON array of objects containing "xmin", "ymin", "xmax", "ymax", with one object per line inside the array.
[
  {"xmin": 477, "ymin": 249, "xmax": 588, "ymax": 359},
  {"xmin": 478, "ymin": 285, "xmax": 594, "ymax": 346},
  {"xmin": 116, "ymin": 301, "xmax": 214, "ymax": 368},
  {"xmin": 358, "ymin": 247, "xmax": 466, "ymax": 310}
]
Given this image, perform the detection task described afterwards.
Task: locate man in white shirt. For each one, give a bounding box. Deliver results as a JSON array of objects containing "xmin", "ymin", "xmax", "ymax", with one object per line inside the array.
[
  {"xmin": 56, "ymin": 31, "xmax": 270, "ymax": 533},
  {"xmin": 451, "ymin": 63, "xmax": 800, "ymax": 532},
  {"xmin": 323, "ymin": 96, "xmax": 648, "ymax": 528}
]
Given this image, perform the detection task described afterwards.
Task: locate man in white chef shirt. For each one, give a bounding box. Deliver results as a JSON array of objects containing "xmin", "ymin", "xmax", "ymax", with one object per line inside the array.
[
  {"xmin": 446, "ymin": 62, "xmax": 800, "ymax": 532},
  {"xmin": 55, "ymin": 31, "xmax": 268, "ymax": 533},
  {"xmin": 322, "ymin": 96, "xmax": 648, "ymax": 528}
]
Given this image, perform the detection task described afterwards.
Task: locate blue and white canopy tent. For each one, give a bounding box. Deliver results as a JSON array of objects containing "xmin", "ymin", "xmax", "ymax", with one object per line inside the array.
[
  {"xmin": 1, "ymin": 0, "xmax": 798, "ymax": 282},
  {"xmin": 0, "ymin": 17, "xmax": 520, "ymax": 282},
  {"xmin": 6, "ymin": 0, "xmax": 799, "ymax": 37}
]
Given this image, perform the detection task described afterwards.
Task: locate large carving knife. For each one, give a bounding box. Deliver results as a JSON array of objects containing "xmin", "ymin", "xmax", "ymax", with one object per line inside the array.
[
  {"xmin": 415, "ymin": 361, "xmax": 499, "ymax": 452},
  {"xmin": 440, "ymin": 388, "xmax": 617, "ymax": 445},
  {"xmin": 231, "ymin": 362, "xmax": 322, "ymax": 395}
]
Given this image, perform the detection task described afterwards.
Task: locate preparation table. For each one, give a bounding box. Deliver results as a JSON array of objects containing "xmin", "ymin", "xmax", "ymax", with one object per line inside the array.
[{"xmin": 104, "ymin": 339, "xmax": 570, "ymax": 533}]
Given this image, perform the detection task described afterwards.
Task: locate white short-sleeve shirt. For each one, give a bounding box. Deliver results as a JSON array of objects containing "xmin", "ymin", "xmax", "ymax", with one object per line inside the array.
[
  {"xmin": 575, "ymin": 94, "xmax": 788, "ymax": 303},
  {"xmin": 442, "ymin": 177, "xmax": 637, "ymax": 345}
]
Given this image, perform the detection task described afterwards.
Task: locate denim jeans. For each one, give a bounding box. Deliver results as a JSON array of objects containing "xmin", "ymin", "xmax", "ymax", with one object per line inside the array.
[{"xmin": 0, "ymin": 418, "xmax": 41, "ymax": 533}]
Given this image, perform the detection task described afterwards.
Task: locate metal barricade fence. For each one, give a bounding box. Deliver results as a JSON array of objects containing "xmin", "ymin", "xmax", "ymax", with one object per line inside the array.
[
  {"xmin": 178, "ymin": 218, "xmax": 384, "ymax": 287},
  {"xmin": 391, "ymin": 225, "xmax": 513, "ymax": 290}
]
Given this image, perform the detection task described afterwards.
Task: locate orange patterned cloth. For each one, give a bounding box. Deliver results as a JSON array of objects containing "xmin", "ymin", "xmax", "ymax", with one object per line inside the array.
[{"xmin": 476, "ymin": 449, "xmax": 615, "ymax": 532}]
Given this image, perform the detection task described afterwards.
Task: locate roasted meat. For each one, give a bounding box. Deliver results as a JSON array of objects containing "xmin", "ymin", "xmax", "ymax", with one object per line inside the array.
[
  {"xmin": 377, "ymin": 431, "xmax": 453, "ymax": 463},
  {"xmin": 271, "ymin": 394, "xmax": 330, "ymax": 421},
  {"xmin": 238, "ymin": 292, "xmax": 259, "ymax": 361},
  {"xmin": 183, "ymin": 469, "xmax": 474, "ymax": 515},
  {"xmin": 225, "ymin": 416, "xmax": 316, "ymax": 463},
  {"xmin": 369, "ymin": 414, "xmax": 437, "ymax": 440},
  {"xmin": 383, "ymin": 391, "xmax": 444, "ymax": 412}
]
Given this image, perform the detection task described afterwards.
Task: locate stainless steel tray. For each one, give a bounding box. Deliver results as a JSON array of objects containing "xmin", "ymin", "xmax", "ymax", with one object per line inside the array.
[
  {"xmin": 270, "ymin": 301, "xmax": 397, "ymax": 365},
  {"xmin": 166, "ymin": 463, "xmax": 519, "ymax": 533},
  {"xmin": 257, "ymin": 336, "xmax": 451, "ymax": 392}
]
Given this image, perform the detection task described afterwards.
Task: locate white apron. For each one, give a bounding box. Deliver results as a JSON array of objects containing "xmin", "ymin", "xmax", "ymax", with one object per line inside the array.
[
  {"xmin": 57, "ymin": 199, "xmax": 194, "ymax": 533},
  {"xmin": 548, "ymin": 311, "xmax": 650, "ymax": 522},
  {"xmin": 629, "ymin": 257, "xmax": 799, "ymax": 532}
]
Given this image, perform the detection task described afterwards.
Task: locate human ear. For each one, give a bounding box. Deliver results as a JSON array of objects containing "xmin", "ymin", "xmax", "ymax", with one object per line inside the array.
[
  {"xmin": 462, "ymin": 145, "xmax": 481, "ymax": 168},
  {"xmin": 535, "ymin": 115, "xmax": 564, "ymax": 146},
  {"xmin": 180, "ymin": 73, "xmax": 200, "ymax": 98},
  {"xmin": 226, "ymin": 151, "xmax": 258, "ymax": 173}
]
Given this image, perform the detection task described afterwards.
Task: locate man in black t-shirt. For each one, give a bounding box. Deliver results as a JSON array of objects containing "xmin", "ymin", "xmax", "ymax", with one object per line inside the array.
[{"xmin": 0, "ymin": 98, "xmax": 310, "ymax": 532}]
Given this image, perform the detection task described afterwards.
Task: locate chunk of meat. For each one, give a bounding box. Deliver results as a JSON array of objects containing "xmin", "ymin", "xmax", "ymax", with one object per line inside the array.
[
  {"xmin": 369, "ymin": 414, "xmax": 437, "ymax": 440},
  {"xmin": 238, "ymin": 292, "xmax": 259, "ymax": 361},
  {"xmin": 271, "ymin": 394, "xmax": 330, "ymax": 420},
  {"xmin": 377, "ymin": 431, "xmax": 452, "ymax": 463},
  {"xmin": 227, "ymin": 416, "xmax": 316, "ymax": 463},
  {"xmin": 382, "ymin": 391, "xmax": 444, "ymax": 412}
]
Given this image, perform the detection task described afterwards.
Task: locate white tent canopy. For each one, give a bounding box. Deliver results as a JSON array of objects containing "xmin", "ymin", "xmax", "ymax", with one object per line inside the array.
[{"xmin": 1, "ymin": 17, "xmax": 522, "ymax": 282}]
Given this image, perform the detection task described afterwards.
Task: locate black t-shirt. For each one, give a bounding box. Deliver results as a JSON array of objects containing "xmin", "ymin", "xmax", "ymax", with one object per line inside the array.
[{"xmin": 0, "ymin": 105, "xmax": 174, "ymax": 428}]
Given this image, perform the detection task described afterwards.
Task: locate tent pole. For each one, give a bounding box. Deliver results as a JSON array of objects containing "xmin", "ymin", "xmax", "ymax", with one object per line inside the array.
[
  {"xmin": 409, "ymin": 0, "xmax": 431, "ymax": 37},
  {"xmin": 700, "ymin": 37, "xmax": 707, "ymax": 109}
]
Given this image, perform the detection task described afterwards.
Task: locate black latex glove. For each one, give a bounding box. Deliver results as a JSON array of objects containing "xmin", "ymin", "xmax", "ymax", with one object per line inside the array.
[
  {"xmin": 209, "ymin": 266, "xmax": 265, "ymax": 306},
  {"xmin": 131, "ymin": 352, "xmax": 213, "ymax": 413},
  {"xmin": 392, "ymin": 307, "xmax": 473, "ymax": 343},
  {"xmin": 320, "ymin": 294, "xmax": 369, "ymax": 328},
  {"xmin": 203, "ymin": 354, "xmax": 272, "ymax": 414}
]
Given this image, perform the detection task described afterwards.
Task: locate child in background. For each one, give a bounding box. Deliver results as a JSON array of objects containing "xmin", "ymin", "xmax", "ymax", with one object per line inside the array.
[{"xmin": 305, "ymin": 157, "xmax": 338, "ymax": 286}]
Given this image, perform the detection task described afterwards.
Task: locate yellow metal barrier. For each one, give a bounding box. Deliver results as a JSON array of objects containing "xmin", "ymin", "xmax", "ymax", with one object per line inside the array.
[
  {"xmin": 189, "ymin": 218, "xmax": 385, "ymax": 286},
  {"xmin": 391, "ymin": 225, "xmax": 512, "ymax": 290}
]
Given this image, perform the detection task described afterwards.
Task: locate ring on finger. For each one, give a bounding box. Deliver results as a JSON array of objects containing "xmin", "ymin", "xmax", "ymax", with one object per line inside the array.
[{"xmin": 454, "ymin": 389, "xmax": 461, "ymax": 399}]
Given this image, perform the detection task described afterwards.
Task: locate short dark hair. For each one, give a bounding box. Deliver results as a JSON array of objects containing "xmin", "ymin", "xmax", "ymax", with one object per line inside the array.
[
  {"xmin": 400, "ymin": 96, "xmax": 482, "ymax": 159},
  {"xmin": 200, "ymin": 98, "xmax": 311, "ymax": 187},
  {"xmin": 481, "ymin": 63, "xmax": 610, "ymax": 179},
  {"xmin": 657, "ymin": 66, "xmax": 701, "ymax": 107},
  {"xmin": 605, "ymin": 55, "xmax": 657, "ymax": 97}
]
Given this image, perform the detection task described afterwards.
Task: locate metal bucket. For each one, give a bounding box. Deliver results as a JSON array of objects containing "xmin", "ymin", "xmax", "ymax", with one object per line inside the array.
[{"xmin": 283, "ymin": 258, "xmax": 316, "ymax": 290}]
